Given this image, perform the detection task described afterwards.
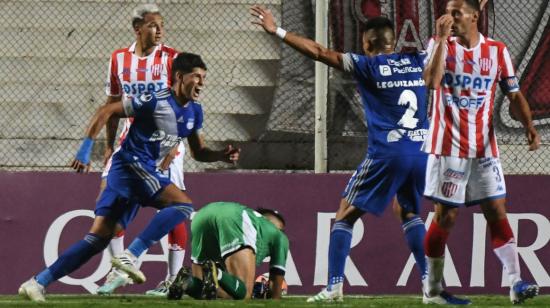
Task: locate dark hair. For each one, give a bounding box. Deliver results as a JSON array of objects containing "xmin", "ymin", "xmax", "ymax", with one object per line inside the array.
[
  {"xmin": 462, "ymin": 0, "xmax": 481, "ymax": 12},
  {"xmin": 364, "ymin": 16, "xmax": 394, "ymax": 33},
  {"xmin": 257, "ymin": 208, "xmax": 286, "ymax": 227},
  {"xmin": 172, "ymin": 53, "xmax": 207, "ymax": 79}
]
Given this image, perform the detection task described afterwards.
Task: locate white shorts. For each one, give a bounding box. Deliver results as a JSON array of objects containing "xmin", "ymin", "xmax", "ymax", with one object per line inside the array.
[
  {"xmin": 424, "ymin": 154, "xmax": 506, "ymax": 206},
  {"xmin": 169, "ymin": 142, "xmax": 186, "ymax": 190},
  {"xmin": 102, "ymin": 142, "xmax": 186, "ymax": 190}
]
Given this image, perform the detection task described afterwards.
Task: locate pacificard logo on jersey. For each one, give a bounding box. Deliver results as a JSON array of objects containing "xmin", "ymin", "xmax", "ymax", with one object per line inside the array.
[
  {"xmin": 379, "ymin": 65, "xmax": 422, "ymax": 76},
  {"xmin": 149, "ymin": 130, "xmax": 183, "ymax": 147},
  {"xmin": 380, "ymin": 58, "xmax": 423, "ymax": 75},
  {"xmin": 380, "ymin": 65, "xmax": 392, "ymax": 76}
]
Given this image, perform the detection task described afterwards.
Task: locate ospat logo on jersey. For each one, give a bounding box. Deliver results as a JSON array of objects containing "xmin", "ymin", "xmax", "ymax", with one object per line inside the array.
[
  {"xmin": 442, "ymin": 73, "xmax": 493, "ymax": 109},
  {"xmin": 123, "ymin": 81, "xmax": 166, "ymax": 96}
]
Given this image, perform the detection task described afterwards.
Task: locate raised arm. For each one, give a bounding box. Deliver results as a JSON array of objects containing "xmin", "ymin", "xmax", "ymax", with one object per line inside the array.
[
  {"xmin": 250, "ymin": 5, "xmax": 344, "ymax": 70},
  {"xmin": 507, "ymin": 91, "xmax": 541, "ymax": 151},
  {"xmin": 423, "ymin": 15, "xmax": 453, "ymax": 89},
  {"xmin": 71, "ymin": 102, "xmax": 126, "ymax": 173},
  {"xmin": 479, "ymin": 0, "xmax": 489, "ymax": 10}
]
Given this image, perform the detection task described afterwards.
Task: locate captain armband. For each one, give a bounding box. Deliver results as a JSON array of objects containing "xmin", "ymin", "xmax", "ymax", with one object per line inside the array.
[{"xmin": 498, "ymin": 76, "xmax": 520, "ymax": 94}]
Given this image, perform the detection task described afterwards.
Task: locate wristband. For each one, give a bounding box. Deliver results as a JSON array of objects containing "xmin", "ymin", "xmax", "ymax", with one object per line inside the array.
[
  {"xmin": 275, "ymin": 27, "xmax": 287, "ymax": 40},
  {"xmin": 76, "ymin": 137, "xmax": 94, "ymax": 165}
]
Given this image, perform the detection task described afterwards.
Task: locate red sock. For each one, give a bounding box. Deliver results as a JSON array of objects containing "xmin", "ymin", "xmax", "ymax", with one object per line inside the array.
[
  {"xmin": 425, "ymin": 221, "xmax": 449, "ymax": 258},
  {"xmin": 115, "ymin": 229, "xmax": 125, "ymax": 238},
  {"xmin": 168, "ymin": 221, "xmax": 187, "ymax": 250},
  {"xmin": 488, "ymin": 218, "xmax": 514, "ymax": 249}
]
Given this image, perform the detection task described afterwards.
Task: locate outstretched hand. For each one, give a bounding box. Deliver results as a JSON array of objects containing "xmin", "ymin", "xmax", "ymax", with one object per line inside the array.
[
  {"xmin": 71, "ymin": 137, "xmax": 94, "ymax": 173},
  {"xmin": 250, "ymin": 5, "xmax": 277, "ymax": 34},
  {"xmin": 70, "ymin": 159, "xmax": 90, "ymax": 173},
  {"xmin": 224, "ymin": 145, "xmax": 241, "ymax": 164}
]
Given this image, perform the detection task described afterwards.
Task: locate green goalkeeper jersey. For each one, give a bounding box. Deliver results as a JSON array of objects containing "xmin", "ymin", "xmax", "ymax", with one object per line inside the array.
[{"xmin": 191, "ymin": 202, "xmax": 289, "ymax": 272}]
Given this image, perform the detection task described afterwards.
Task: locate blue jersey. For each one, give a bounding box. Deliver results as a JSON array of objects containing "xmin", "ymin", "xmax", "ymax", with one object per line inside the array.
[
  {"xmin": 118, "ymin": 88, "xmax": 203, "ymax": 167},
  {"xmin": 343, "ymin": 52, "xmax": 429, "ymax": 158}
]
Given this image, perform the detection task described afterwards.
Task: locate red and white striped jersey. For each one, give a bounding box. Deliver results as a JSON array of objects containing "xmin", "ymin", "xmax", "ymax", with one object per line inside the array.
[
  {"xmin": 422, "ymin": 34, "xmax": 519, "ymax": 158},
  {"xmin": 105, "ymin": 42, "xmax": 178, "ymax": 145}
]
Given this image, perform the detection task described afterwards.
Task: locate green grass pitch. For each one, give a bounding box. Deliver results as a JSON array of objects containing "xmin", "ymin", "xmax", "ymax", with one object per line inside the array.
[{"xmin": 1, "ymin": 295, "xmax": 548, "ymax": 307}]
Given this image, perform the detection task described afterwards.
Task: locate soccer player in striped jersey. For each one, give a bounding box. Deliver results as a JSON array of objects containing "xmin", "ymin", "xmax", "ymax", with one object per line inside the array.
[
  {"xmin": 422, "ymin": 0, "xmax": 540, "ymax": 304},
  {"xmin": 18, "ymin": 53, "xmax": 239, "ymax": 303},
  {"xmin": 252, "ymin": 7, "xmax": 430, "ymax": 303},
  {"xmin": 98, "ymin": 4, "xmax": 189, "ymax": 296}
]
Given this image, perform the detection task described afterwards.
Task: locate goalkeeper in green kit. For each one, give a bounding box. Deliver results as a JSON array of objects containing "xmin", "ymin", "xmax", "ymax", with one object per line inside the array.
[{"xmin": 168, "ymin": 202, "xmax": 289, "ymax": 300}]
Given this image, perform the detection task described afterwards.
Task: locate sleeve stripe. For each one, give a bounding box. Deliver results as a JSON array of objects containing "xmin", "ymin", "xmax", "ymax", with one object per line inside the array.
[
  {"xmin": 270, "ymin": 265, "xmax": 286, "ymax": 271},
  {"xmin": 122, "ymin": 96, "xmax": 134, "ymax": 116},
  {"xmin": 341, "ymin": 53, "xmax": 355, "ymax": 73}
]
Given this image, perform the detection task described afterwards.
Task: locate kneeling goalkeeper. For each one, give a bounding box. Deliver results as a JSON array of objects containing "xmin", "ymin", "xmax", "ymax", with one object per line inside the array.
[{"xmin": 169, "ymin": 202, "xmax": 289, "ymax": 299}]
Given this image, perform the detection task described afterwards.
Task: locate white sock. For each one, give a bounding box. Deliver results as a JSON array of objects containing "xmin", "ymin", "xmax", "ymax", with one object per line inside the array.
[
  {"xmin": 167, "ymin": 249, "xmax": 185, "ymax": 281},
  {"xmin": 124, "ymin": 249, "xmax": 138, "ymax": 262},
  {"xmin": 135, "ymin": 249, "xmax": 147, "ymax": 269},
  {"xmin": 425, "ymin": 256, "xmax": 445, "ymax": 296},
  {"xmin": 494, "ymin": 240, "xmax": 521, "ymax": 286},
  {"xmin": 108, "ymin": 235, "xmax": 125, "ymax": 258}
]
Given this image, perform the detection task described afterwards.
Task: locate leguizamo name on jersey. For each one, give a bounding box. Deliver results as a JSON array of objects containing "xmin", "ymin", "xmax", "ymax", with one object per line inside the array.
[
  {"xmin": 376, "ymin": 78, "xmax": 425, "ymax": 89},
  {"xmin": 123, "ymin": 81, "xmax": 166, "ymax": 95},
  {"xmin": 149, "ymin": 130, "xmax": 183, "ymax": 147}
]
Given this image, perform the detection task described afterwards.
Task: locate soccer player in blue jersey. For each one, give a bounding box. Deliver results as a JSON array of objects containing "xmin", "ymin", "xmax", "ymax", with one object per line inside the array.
[
  {"xmin": 251, "ymin": 6, "xmax": 434, "ymax": 303},
  {"xmin": 18, "ymin": 53, "xmax": 240, "ymax": 302}
]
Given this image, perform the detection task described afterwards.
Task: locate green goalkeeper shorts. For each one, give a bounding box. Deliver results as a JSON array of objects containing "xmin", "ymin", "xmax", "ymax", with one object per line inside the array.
[{"xmin": 191, "ymin": 202, "xmax": 258, "ymax": 264}]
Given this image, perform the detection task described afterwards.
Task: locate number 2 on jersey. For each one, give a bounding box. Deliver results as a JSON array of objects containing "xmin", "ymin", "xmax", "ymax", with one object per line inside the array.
[{"xmin": 397, "ymin": 89, "xmax": 419, "ymax": 129}]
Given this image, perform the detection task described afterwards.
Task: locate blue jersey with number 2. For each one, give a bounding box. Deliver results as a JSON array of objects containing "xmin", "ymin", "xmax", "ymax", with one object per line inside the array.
[{"xmin": 343, "ymin": 52, "xmax": 429, "ymax": 158}]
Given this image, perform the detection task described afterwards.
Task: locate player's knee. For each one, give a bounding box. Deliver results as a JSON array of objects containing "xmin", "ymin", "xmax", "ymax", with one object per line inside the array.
[
  {"xmin": 401, "ymin": 212, "xmax": 420, "ymax": 223},
  {"xmin": 163, "ymin": 203, "xmax": 194, "ymax": 221},
  {"xmin": 437, "ymin": 208, "xmax": 458, "ymax": 228}
]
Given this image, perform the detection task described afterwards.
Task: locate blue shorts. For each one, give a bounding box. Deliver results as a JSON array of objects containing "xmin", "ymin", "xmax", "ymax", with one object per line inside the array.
[
  {"xmin": 95, "ymin": 153, "xmax": 171, "ymax": 228},
  {"xmin": 342, "ymin": 154, "xmax": 427, "ymax": 216}
]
